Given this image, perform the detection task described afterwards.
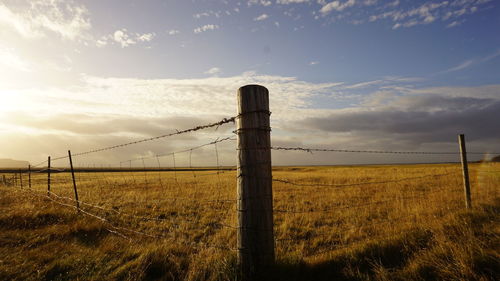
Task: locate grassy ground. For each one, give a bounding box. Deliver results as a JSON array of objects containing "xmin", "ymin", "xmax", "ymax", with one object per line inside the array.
[{"xmin": 0, "ymin": 163, "xmax": 498, "ymax": 281}]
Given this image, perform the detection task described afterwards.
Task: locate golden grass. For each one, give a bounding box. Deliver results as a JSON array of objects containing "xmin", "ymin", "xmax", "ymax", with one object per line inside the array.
[{"xmin": 0, "ymin": 162, "xmax": 499, "ymax": 280}]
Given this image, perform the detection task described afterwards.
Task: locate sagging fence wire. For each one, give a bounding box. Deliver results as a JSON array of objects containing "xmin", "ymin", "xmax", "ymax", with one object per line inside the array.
[
  {"xmin": 31, "ymin": 116, "xmax": 237, "ymax": 167},
  {"xmin": 15, "ymin": 187, "xmax": 239, "ymax": 251},
  {"xmin": 272, "ymin": 171, "xmax": 459, "ymax": 189},
  {"xmin": 271, "ymin": 146, "xmax": 500, "ymax": 155}
]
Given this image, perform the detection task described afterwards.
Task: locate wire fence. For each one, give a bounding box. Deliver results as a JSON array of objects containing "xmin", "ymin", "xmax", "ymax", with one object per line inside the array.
[{"xmin": 1, "ymin": 113, "xmax": 499, "ymax": 262}]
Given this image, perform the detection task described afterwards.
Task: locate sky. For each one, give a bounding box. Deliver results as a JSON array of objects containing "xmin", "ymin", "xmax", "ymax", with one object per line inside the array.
[{"xmin": 0, "ymin": 0, "xmax": 499, "ymax": 167}]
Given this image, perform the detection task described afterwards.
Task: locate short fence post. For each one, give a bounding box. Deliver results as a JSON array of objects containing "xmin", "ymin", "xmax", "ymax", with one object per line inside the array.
[
  {"xmin": 19, "ymin": 170, "xmax": 23, "ymax": 188},
  {"xmin": 28, "ymin": 165, "xmax": 31, "ymax": 189},
  {"xmin": 68, "ymin": 150, "xmax": 80, "ymax": 211},
  {"xmin": 236, "ymin": 85, "xmax": 275, "ymax": 281},
  {"xmin": 14, "ymin": 173, "xmax": 17, "ymax": 187},
  {"xmin": 458, "ymin": 134, "xmax": 471, "ymax": 209},
  {"xmin": 2, "ymin": 175, "xmax": 5, "ymax": 185},
  {"xmin": 47, "ymin": 156, "xmax": 51, "ymax": 196}
]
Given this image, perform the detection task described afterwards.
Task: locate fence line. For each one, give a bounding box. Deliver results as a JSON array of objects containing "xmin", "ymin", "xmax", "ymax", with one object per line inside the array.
[
  {"xmin": 15, "ymin": 187, "xmax": 239, "ymax": 251},
  {"xmin": 31, "ymin": 117, "xmax": 237, "ymax": 167},
  {"xmin": 272, "ymin": 171, "xmax": 459, "ymax": 189},
  {"xmin": 271, "ymin": 146, "xmax": 499, "ymax": 155}
]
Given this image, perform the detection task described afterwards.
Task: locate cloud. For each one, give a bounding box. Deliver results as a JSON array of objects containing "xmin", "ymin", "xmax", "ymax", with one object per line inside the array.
[
  {"xmin": 446, "ymin": 20, "xmax": 462, "ymax": 28},
  {"xmin": 137, "ymin": 33, "xmax": 155, "ymax": 42},
  {"xmin": 309, "ymin": 61, "xmax": 319, "ymax": 65},
  {"xmin": 167, "ymin": 29, "xmax": 180, "ymax": 35},
  {"xmin": 254, "ymin": 14, "xmax": 270, "ymax": 21},
  {"xmin": 320, "ymin": 0, "xmax": 356, "ymax": 15},
  {"xmin": 351, "ymin": 0, "xmax": 490, "ymax": 29},
  {"xmin": 0, "ymin": 47, "xmax": 32, "ymax": 72},
  {"xmin": 0, "ymin": 72, "xmax": 345, "ymax": 165},
  {"xmin": 298, "ymin": 84, "xmax": 500, "ymax": 155},
  {"xmin": 97, "ymin": 29, "xmax": 156, "ymax": 48},
  {"xmin": 113, "ymin": 29, "xmax": 136, "ymax": 47},
  {"xmin": 2, "ymin": 72, "xmax": 499, "ymax": 165},
  {"xmin": 442, "ymin": 49, "xmax": 500, "ymax": 73},
  {"xmin": 0, "ymin": 0, "xmax": 91, "ymax": 40},
  {"xmin": 204, "ymin": 67, "xmax": 221, "ymax": 75},
  {"xmin": 277, "ymin": 0, "xmax": 311, "ymax": 4},
  {"xmin": 194, "ymin": 24, "xmax": 219, "ymax": 34},
  {"xmin": 248, "ymin": 0, "xmax": 273, "ymax": 6}
]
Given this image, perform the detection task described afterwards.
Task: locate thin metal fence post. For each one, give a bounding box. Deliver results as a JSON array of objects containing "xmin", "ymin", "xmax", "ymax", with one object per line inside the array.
[
  {"xmin": 237, "ymin": 85, "xmax": 275, "ymax": 281},
  {"xmin": 28, "ymin": 165, "xmax": 31, "ymax": 189},
  {"xmin": 47, "ymin": 156, "xmax": 51, "ymax": 196},
  {"xmin": 458, "ymin": 134, "xmax": 471, "ymax": 209},
  {"xmin": 68, "ymin": 150, "xmax": 80, "ymax": 211}
]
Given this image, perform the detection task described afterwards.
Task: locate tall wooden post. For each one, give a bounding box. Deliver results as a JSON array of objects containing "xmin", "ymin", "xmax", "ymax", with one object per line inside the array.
[
  {"xmin": 237, "ymin": 85, "xmax": 274, "ymax": 281},
  {"xmin": 47, "ymin": 156, "xmax": 51, "ymax": 196},
  {"xmin": 28, "ymin": 165, "xmax": 31, "ymax": 189},
  {"xmin": 68, "ymin": 151, "xmax": 80, "ymax": 211},
  {"xmin": 458, "ymin": 134, "xmax": 471, "ymax": 209}
]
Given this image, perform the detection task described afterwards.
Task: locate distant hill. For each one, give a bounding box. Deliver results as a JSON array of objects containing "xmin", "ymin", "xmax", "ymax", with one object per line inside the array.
[
  {"xmin": 491, "ymin": 155, "xmax": 500, "ymax": 162},
  {"xmin": 0, "ymin": 159, "xmax": 30, "ymax": 168}
]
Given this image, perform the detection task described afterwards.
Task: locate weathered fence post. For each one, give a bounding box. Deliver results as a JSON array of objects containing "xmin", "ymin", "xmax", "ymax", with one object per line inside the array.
[
  {"xmin": 237, "ymin": 85, "xmax": 275, "ymax": 281},
  {"xmin": 68, "ymin": 150, "xmax": 80, "ymax": 211},
  {"xmin": 28, "ymin": 165, "xmax": 31, "ymax": 189},
  {"xmin": 19, "ymin": 170, "xmax": 23, "ymax": 188},
  {"xmin": 458, "ymin": 134, "xmax": 471, "ymax": 209},
  {"xmin": 47, "ymin": 156, "xmax": 51, "ymax": 196}
]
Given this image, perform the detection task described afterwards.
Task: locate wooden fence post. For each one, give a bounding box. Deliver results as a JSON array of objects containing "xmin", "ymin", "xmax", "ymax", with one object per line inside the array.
[
  {"xmin": 47, "ymin": 156, "xmax": 51, "ymax": 196},
  {"xmin": 19, "ymin": 170, "xmax": 23, "ymax": 188},
  {"xmin": 237, "ymin": 85, "xmax": 275, "ymax": 281},
  {"xmin": 458, "ymin": 134, "xmax": 471, "ymax": 209},
  {"xmin": 68, "ymin": 151, "xmax": 80, "ymax": 211},
  {"xmin": 28, "ymin": 165, "xmax": 31, "ymax": 189}
]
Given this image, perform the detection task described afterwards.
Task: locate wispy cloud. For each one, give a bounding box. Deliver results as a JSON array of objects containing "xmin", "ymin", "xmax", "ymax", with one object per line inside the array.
[
  {"xmin": 96, "ymin": 29, "xmax": 156, "ymax": 48},
  {"xmin": 194, "ymin": 24, "xmax": 219, "ymax": 34},
  {"xmin": 248, "ymin": 0, "xmax": 273, "ymax": 6},
  {"xmin": 204, "ymin": 67, "xmax": 221, "ymax": 75},
  {"xmin": 320, "ymin": 0, "xmax": 356, "ymax": 15},
  {"xmin": 0, "ymin": 47, "xmax": 32, "ymax": 72},
  {"xmin": 254, "ymin": 14, "xmax": 270, "ymax": 21},
  {"xmin": 167, "ymin": 29, "xmax": 180, "ymax": 35},
  {"xmin": 0, "ymin": 0, "xmax": 91, "ymax": 40},
  {"xmin": 277, "ymin": 0, "xmax": 311, "ymax": 4},
  {"xmin": 442, "ymin": 49, "xmax": 500, "ymax": 73}
]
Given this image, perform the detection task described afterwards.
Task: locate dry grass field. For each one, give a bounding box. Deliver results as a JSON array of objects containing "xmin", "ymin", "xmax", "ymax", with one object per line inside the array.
[{"xmin": 0, "ymin": 162, "xmax": 499, "ymax": 281}]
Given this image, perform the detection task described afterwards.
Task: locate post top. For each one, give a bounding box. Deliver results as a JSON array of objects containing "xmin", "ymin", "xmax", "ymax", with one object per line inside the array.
[{"xmin": 239, "ymin": 84, "xmax": 268, "ymax": 92}]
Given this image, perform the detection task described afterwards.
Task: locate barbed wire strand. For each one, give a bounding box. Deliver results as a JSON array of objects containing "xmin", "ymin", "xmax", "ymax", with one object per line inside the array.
[
  {"xmin": 272, "ymin": 171, "xmax": 458, "ymax": 189},
  {"xmin": 15, "ymin": 188, "xmax": 239, "ymax": 249},
  {"xmin": 271, "ymin": 146, "xmax": 499, "ymax": 155}
]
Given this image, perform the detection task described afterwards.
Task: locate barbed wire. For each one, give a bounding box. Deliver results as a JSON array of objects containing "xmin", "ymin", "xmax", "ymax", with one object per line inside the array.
[
  {"xmin": 13, "ymin": 188, "xmax": 238, "ymax": 250},
  {"xmin": 272, "ymin": 171, "xmax": 458, "ymax": 189},
  {"xmin": 271, "ymin": 146, "xmax": 498, "ymax": 155},
  {"xmin": 121, "ymin": 136, "xmax": 236, "ymax": 164},
  {"xmin": 31, "ymin": 117, "xmax": 237, "ymax": 165}
]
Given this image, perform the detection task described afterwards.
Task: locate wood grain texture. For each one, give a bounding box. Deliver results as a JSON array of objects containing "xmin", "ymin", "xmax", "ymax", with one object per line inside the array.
[{"xmin": 237, "ymin": 85, "xmax": 275, "ymax": 281}]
